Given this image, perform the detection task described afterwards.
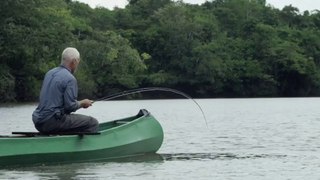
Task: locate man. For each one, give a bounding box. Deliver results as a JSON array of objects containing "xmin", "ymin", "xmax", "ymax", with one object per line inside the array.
[{"xmin": 32, "ymin": 47, "xmax": 99, "ymax": 133}]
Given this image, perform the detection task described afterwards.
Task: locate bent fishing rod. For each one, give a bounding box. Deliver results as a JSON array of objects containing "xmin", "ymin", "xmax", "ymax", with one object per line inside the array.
[{"xmin": 94, "ymin": 87, "xmax": 208, "ymax": 127}]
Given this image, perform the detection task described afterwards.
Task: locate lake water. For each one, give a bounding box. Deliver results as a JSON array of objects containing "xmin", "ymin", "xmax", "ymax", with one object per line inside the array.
[{"xmin": 0, "ymin": 98, "xmax": 320, "ymax": 179}]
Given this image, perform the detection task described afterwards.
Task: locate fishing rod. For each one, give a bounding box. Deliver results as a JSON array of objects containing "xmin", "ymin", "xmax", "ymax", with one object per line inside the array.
[{"xmin": 94, "ymin": 87, "xmax": 208, "ymax": 127}]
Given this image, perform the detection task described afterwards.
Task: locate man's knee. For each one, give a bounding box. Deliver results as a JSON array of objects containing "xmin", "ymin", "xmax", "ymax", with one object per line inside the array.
[{"xmin": 89, "ymin": 117, "xmax": 99, "ymax": 131}]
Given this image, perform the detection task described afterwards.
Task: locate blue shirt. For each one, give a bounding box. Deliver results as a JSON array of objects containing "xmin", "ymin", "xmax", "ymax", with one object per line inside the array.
[{"xmin": 32, "ymin": 65, "xmax": 80, "ymax": 124}]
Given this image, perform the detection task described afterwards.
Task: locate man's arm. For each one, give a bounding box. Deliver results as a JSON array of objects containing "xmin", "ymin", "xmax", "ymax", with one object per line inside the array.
[
  {"xmin": 64, "ymin": 78, "xmax": 93, "ymax": 113},
  {"xmin": 64, "ymin": 78, "xmax": 80, "ymax": 113}
]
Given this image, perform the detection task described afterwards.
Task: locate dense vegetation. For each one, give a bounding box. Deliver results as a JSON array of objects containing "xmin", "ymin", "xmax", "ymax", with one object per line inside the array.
[{"xmin": 1, "ymin": 0, "xmax": 320, "ymax": 102}]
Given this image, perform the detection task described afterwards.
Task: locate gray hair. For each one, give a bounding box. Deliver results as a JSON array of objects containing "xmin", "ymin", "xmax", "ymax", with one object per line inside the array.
[{"xmin": 61, "ymin": 47, "xmax": 80, "ymax": 65}]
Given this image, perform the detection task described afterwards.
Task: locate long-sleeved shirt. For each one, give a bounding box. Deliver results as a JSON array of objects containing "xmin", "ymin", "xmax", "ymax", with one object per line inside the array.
[{"xmin": 32, "ymin": 65, "xmax": 80, "ymax": 124}]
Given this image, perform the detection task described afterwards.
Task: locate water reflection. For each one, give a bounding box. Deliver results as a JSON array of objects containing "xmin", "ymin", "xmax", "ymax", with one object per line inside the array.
[
  {"xmin": 1, "ymin": 163, "xmax": 84, "ymax": 180},
  {"xmin": 0, "ymin": 153, "xmax": 165, "ymax": 179},
  {"xmin": 1, "ymin": 153, "xmax": 164, "ymax": 169},
  {"xmin": 0, "ymin": 152, "xmax": 292, "ymax": 179}
]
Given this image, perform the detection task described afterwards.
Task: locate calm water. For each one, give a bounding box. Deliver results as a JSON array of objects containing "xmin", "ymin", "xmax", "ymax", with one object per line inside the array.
[{"xmin": 0, "ymin": 98, "xmax": 320, "ymax": 179}]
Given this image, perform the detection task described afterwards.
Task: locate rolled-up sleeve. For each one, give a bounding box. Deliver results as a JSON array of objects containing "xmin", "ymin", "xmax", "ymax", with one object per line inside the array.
[{"xmin": 64, "ymin": 78, "xmax": 80, "ymax": 113}]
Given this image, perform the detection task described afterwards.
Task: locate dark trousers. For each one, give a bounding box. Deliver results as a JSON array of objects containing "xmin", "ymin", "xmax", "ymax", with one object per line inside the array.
[{"xmin": 35, "ymin": 114, "xmax": 99, "ymax": 133}]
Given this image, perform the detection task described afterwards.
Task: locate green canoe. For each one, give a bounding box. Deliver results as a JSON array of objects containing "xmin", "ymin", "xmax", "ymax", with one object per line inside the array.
[{"xmin": 0, "ymin": 109, "xmax": 164, "ymax": 167}]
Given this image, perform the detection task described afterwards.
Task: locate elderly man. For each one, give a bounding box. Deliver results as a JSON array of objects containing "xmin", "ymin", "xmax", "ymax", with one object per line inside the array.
[{"xmin": 32, "ymin": 47, "xmax": 99, "ymax": 133}]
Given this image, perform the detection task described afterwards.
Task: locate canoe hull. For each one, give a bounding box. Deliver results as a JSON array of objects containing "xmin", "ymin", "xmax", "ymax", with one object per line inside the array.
[{"xmin": 0, "ymin": 110, "xmax": 164, "ymax": 167}]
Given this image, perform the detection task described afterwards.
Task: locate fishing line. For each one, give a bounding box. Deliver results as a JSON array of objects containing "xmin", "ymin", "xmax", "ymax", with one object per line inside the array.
[{"xmin": 94, "ymin": 87, "xmax": 208, "ymax": 127}]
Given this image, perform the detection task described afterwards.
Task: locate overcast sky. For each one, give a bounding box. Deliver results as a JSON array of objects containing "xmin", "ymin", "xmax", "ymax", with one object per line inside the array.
[{"xmin": 76, "ymin": 0, "xmax": 320, "ymax": 12}]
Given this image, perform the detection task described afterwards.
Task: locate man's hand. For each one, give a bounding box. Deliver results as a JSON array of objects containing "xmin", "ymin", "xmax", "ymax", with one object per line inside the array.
[{"xmin": 79, "ymin": 99, "xmax": 94, "ymax": 109}]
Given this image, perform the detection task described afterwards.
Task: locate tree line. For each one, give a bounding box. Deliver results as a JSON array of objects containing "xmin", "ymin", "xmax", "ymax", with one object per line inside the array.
[{"xmin": 1, "ymin": 0, "xmax": 320, "ymax": 102}]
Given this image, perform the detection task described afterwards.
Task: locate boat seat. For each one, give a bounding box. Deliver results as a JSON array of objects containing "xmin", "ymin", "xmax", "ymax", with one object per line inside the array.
[{"xmin": 11, "ymin": 132, "xmax": 101, "ymax": 137}]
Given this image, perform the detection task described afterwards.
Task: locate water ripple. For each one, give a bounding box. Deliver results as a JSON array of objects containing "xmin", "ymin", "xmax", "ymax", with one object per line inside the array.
[{"xmin": 160, "ymin": 153, "xmax": 288, "ymax": 161}]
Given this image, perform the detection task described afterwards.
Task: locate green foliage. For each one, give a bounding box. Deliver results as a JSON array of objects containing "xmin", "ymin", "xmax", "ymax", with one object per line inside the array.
[
  {"xmin": 1, "ymin": 0, "xmax": 320, "ymax": 102},
  {"xmin": 0, "ymin": 66, "xmax": 16, "ymax": 102},
  {"xmin": 76, "ymin": 31, "xmax": 146, "ymax": 97}
]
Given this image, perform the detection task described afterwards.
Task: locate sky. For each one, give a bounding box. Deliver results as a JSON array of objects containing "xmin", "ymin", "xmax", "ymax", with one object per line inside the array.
[{"xmin": 76, "ymin": 0, "xmax": 320, "ymax": 12}]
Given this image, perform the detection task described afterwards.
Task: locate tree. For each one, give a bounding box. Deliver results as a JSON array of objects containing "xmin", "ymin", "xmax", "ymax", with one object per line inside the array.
[
  {"xmin": 77, "ymin": 31, "xmax": 146, "ymax": 97},
  {"xmin": 0, "ymin": 66, "xmax": 16, "ymax": 102}
]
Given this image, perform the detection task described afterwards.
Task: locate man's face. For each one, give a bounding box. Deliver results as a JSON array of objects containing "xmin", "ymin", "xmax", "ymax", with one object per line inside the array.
[{"xmin": 71, "ymin": 59, "xmax": 80, "ymax": 74}]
